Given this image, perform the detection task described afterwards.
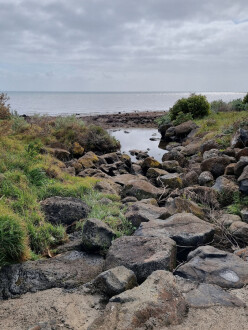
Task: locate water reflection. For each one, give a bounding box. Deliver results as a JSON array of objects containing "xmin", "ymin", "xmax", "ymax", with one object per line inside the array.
[{"xmin": 109, "ymin": 128, "xmax": 167, "ymax": 162}]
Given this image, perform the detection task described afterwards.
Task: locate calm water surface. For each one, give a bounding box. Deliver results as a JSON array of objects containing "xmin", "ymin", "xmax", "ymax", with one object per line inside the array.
[
  {"xmin": 109, "ymin": 128, "xmax": 166, "ymax": 162},
  {"xmin": 7, "ymin": 91, "xmax": 246, "ymax": 116}
]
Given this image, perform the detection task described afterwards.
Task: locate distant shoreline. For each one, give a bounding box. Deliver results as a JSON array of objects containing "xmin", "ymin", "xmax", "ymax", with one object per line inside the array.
[{"xmin": 78, "ymin": 110, "xmax": 166, "ymax": 129}]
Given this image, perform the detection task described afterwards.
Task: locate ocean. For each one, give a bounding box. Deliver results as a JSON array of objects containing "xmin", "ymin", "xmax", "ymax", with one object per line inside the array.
[{"xmin": 6, "ymin": 91, "xmax": 246, "ymax": 116}]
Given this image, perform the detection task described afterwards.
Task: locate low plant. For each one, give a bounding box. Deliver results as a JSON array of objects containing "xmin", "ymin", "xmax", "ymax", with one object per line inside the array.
[
  {"xmin": 173, "ymin": 111, "xmax": 193, "ymax": 126},
  {"xmin": 0, "ymin": 93, "xmax": 11, "ymax": 120}
]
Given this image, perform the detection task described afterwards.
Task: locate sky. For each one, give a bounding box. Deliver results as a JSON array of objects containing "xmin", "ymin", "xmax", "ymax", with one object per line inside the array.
[{"xmin": 0, "ymin": 0, "xmax": 248, "ymax": 92}]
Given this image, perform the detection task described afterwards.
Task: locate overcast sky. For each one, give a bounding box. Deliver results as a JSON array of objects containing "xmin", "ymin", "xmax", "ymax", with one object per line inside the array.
[{"xmin": 0, "ymin": 0, "xmax": 248, "ymax": 92}]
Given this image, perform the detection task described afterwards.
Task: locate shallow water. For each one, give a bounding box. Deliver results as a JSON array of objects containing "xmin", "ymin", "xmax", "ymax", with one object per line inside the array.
[{"xmin": 109, "ymin": 128, "xmax": 166, "ymax": 162}]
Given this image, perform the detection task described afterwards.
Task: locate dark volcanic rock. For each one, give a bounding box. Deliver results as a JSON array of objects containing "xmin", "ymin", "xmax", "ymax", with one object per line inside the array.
[
  {"xmin": 105, "ymin": 236, "xmax": 176, "ymax": 282},
  {"xmin": 82, "ymin": 218, "xmax": 116, "ymax": 253},
  {"xmin": 86, "ymin": 266, "xmax": 137, "ymax": 297},
  {"xmin": 121, "ymin": 179, "xmax": 165, "ymax": 200},
  {"xmin": 134, "ymin": 213, "xmax": 215, "ymax": 248},
  {"xmin": 201, "ymin": 156, "xmax": 232, "ymax": 178},
  {"xmin": 231, "ymin": 129, "xmax": 248, "ymax": 148},
  {"xmin": 175, "ymin": 245, "xmax": 248, "ymax": 288},
  {"xmin": 40, "ymin": 196, "xmax": 90, "ymax": 226},
  {"xmin": 89, "ymin": 271, "xmax": 187, "ymax": 330},
  {"xmin": 0, "ymin": 251, "xmax": 104, "ymax": 300},
  {"xmin": 125, "ymin": 201, "xmax": 170, "ymax": 227}
]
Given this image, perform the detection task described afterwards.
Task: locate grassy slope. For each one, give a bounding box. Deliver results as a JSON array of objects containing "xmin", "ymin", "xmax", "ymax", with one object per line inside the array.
[{"xmin": 0, "ymin": 115, "xmax": 127, "ymax": 266}]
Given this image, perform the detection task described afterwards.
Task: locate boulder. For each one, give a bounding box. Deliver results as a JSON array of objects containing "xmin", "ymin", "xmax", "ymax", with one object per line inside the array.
[
  {"xmin": 236, "ymin": 147, "xmax": 248, "ymax": 160},
  {"xmin": 182, "ymin": 170, "xmax": 198, "ymax": 187},
  {"xmin": 200, "ymin": 140, "xmax": 220, "ymax": 154},
  {"xmin": 78, "ymin": 151, "xmax": 99, "ymax": 169},
  {"xmin": 234, "ymin": 156, "xmax": 248, "ymax": 177},
  {"xmin": 51, "ymin": 148, "xmax": 71, "ymax": 161},
  {"xmin": 85, "ymin": 266, "xmax": 137, "ymax": 297},
  {"xmin": 98, "ymin": 152, "xmax": 119, "ymax": 164},
  {"xmin": 165, "ymin": 142, "xmax": 181, "ymax": 151},
  {"xmin": 241, "ymin": 208, "xmax": 248, "ymax": 223},
  {"xmin": 111, "ymin": 173, "xmax": 147, "ymax": 186},
  {"xmin": 157, "ymin": 173, "xmax": 183, "ymax": 189},
  {"xmin": 121, "ymin": 196, "xmax": 138, "ymax": 203},
  {"xmin": 182, "ymin": 141, "xmax": 201, "ymax": 156},
  {"xmin": 161, "ymin": 160, "xmax": 182, "ymax": 173},
  {"xmin": 105, "ymin": 236, "xmax": 176, "ymax": 282},
  {"xmin": 121, "ymin": 179, "xmax": 165, "ymax": 200},
  {"xmin": 82, "ymin": 218, "xmax": 116, "ymax": 253},
  {"xmin": 231, "ymin": 129, "xmax": 248, "ymax": 148},
  {"xmin": 89, "ymin": 271, "xmax": 187, "ymax": 330},
  {"xmin": 162, "ymin": 149, "xmax": 188, "ymax": 167},
  {"xmin": 40, "ymin": 197, "xmax": 90, "ymax": 226},
  {"xmin": 141, "ymin": 157, "xmax": 161, "ymax": 173},
  {"xmin": 229, "ymin": 221, "xmax": 248, "ymax": 244},
  {"xmin": 213, "ymin": 176, "xmax": 239, "ymax": 206},
  {"xmin": 175, "ymin": 245, "xmax": 248, "ymax": 288},
  {"xmin": 177, "ymin": 280, "xmax": 245, "ymax": 308},
  {"xmin": 224, "ymin": 163, "xmax": 236, "ymax": 175},
  {"xmin": 125, "ymin": 201, "xmax": 171, "ymax": 227},
  {"xmin": 217, "ymin": 213, "xmax": 241, "ymax": 228},
  {"xmin": 71, "ymin": 142, "xmax": 85, "ymax": 157},
  {"xmin": 0, "ymin": 251, "xmax": 104, "ymax": 300},
  {"xmin": 165, "ymin": 197, "xmax": 205, "ymax": 219},
  {"xmin": 135, "ymin": 213, "xmax": 214, "ymax": 248},
  {"xmin": 237, "ymin": 165, "xmax": 248, "ymax": 195},
  {"xmin": 174, "ymin": 120, "xmax": 198, "ymax": 136},
  {"xmin": 95, "ymin": 180, "xmax": 121, "ymax": 195},
  {"xmin": 198, "ymin": 171, "xmax": 214, "ymax": 186},
  {"xmin": 202, "ymin": 149, "xmax": 221, "ymax": 160},
  {"xmin": 201, "ymin": 156, "xmax": 232, "ymax": 178},
  {"xmin": 78, "ymin": 168, "xmax": 108, "ymax": 178},
  {"xmin": 179, "ymin": 186, "xmax": 220, "ymax": 209},
  {"xmin": 146, "ymin": 167, "xmax": 169, "ymax": 182},
  {"xmin": 158, "ymin": 122, "xmax": 173, "ymax": 139}
]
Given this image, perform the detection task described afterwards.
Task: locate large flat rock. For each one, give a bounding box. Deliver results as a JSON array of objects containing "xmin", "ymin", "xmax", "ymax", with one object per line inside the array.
[
  {"xmin": 105, "ymin": 236, "xmax": 176, "ymax": 282},
  {"xmin": 121, "ymin": 179, "xmax": 165, "ymax": 200},
  {"xmin": 0, "ymin": 251, "xmax": 104, "ymax": 300},
  {"xmin": 175, "ymin": 245, "xmax": 248, "ymax": 288},
  {"xmin": 134, "ymin": 213, "xmax": 215, "ymax": 248}
]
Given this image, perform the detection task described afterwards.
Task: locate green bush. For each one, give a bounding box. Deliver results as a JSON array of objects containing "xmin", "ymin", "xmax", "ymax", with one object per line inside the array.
[
  {"xmin": 0, "ymin": 93, "xmax": 11, "ymax": 120},
  {"xmin": 243, "ymin": 92, "xmax": 248, "ymax": 104},
  {"xmin": 228, "ymin": 99, "xmax": 248, "ymax": 111},
  {"xmin": 155, "ymin": 113, "xmax": 171, "ymax": 127},
  {"xmin": 173, "ymin": 112, "xmax": 193, "ymax": 126},
  {"xmin": 0, "ymin": 213, "xmax": 29, "ymax": 265},
  {"xmin": 170, "ymin": 94, "xmax": 210, "ymax": 120},
  {"xmin": 79, "ymin": 125, "xmax": 120, "ymax": 153}
]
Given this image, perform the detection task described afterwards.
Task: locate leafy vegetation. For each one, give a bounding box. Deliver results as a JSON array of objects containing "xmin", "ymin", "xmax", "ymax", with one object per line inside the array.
[
  {"xmin": 0, "ymin": 94, "xmax": 127, "ymax": 266},
  {"xmin": 170, "ymin": 94, "xmax": 210, "ymax": 121}
]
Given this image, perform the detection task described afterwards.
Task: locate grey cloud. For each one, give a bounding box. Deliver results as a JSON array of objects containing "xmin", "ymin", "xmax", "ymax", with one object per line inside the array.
[{"xmin": 0, "ymin": 0, "xmax": 247, "ymax": 91}]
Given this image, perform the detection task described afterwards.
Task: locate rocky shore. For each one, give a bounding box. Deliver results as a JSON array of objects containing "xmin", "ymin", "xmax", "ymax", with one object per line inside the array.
[
  {"xmin": 79, "ymin": 110, "xmax": 166, "ymax": 128},
  {"xmin": 1, "ymin": 118, "xmax": 248, "ymax": 329}
]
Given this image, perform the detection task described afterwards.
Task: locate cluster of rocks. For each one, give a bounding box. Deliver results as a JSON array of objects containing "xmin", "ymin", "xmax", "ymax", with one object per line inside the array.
[{"xmin": 1, "ymin": 121, "xmax": 248, "ymax": 329}]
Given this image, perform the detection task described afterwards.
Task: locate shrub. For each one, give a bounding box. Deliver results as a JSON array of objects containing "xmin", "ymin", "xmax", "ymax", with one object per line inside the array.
[
  {"xmin": 78, "ymin": 125, "xmax": 120, "ymax": 153},
  {"xmin": 228, "ymin": 99, "xmax": 248, "ymax": 111},
  {"xmin": 0, "ymin": 93, "xmax": 11, "ymax": 120},
  {"xmin": 0, "ymin": 212, "xmax": 29, "ymax": 265},
  {"xmin": 11, "ymin": 112, "xmax": 30, "ymax": 133},
  {"xmin": 243, "ymin": 92, "xmax": 248, "ymax": 104},
  {"xmin": 173, "ymin": 112, "xmax": 193, "ymax": 126},
  {"xmin": 210, "ymin": 100, "xmax": 230, "ymax": 113},
  {"xmin": 170, "ymin": 94, "xmax": 210, "ymax": 120},
  {"xmin": 155, "ymin": 113, "xmax": 171, "ymax": 127}
]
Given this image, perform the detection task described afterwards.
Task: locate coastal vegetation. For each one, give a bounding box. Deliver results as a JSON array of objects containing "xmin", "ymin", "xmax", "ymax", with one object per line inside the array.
[{"xmin": 0, "ymin": 93, "xmax": 124, "ymax": 266}]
